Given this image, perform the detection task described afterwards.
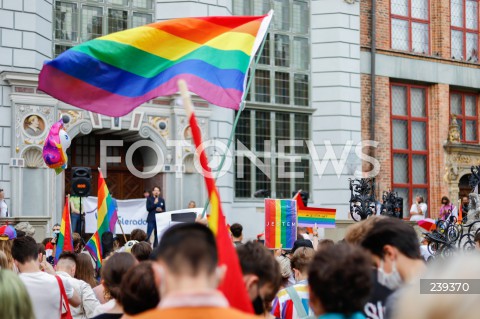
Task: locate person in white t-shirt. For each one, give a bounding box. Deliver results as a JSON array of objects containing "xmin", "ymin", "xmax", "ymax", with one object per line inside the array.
[
  {"xmin": 12, "ymin": 236, "xmax": 81, "ymax": 319},
  {"xmin": 56, "ymin": 251, "xmax": 100, "ymax": 319},
  {"xmin": 0, "ymin": 188, "xmax": 8, "ymax": 217},
  {"xmin": 409, "ymin": 195, "xmax": 428, "ymax": 221}
]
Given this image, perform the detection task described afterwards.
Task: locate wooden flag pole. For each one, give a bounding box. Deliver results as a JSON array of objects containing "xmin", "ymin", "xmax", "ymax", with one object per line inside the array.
[{"xmin": 117, "ymin": 219, "xmax": 128, "ymax": 243}]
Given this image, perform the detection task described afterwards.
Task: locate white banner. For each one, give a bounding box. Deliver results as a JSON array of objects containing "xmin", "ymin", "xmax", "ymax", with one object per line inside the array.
[{"xmin": 84, "ymin": 197, "xmax": 148, "ymax": 234}]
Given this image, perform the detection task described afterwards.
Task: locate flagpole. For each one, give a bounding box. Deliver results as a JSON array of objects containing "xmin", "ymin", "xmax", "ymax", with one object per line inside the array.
[
  {"xmin": 200, "ymin": 21, "xmax": 272, "ymax": 218},
  {"xmin": 116, "ymin": 219, "xmax": 127, "ymax": 243}
]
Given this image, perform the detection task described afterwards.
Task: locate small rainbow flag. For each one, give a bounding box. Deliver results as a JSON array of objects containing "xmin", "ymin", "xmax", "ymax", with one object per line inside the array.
[
  {"xmin": 38, "ymin": 13, "xmax": 273, "ymax": 117},
  {"xmin": 294, "ymin": 192, "xmax": 336, "ymax": 228},
  {"xmin": 55, "ymin": 196, "xmax": 74, "ymax": 264},
  {"xmin": 85, "ymin": 169, "xmax": 118, "ymax": 269},
  {"xmin": 264, "ymin": 199, "xmax": 297, "ymax": 249}
]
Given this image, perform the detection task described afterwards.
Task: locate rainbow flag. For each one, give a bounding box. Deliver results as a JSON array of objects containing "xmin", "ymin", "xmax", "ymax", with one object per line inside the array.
[
  {"xmin": 38, "ymin": 13, "xmax": 273, "ymax": 117},
  {"xmin": 181, "ymin": 80, "xmax": 253, "ymax": 314},
  {"xmin": 55, "ymin": 197, "xmax": 74, "ymax": 264},
  {"xmin": 264, "ymin": 199, "xmax": 297, "ymax": 249},
  {"xmin": 294, "ymin": 192, "xmax": 336, "ymax": 228},
  {"xmin": 85, "ymin": 170, "xmax": 118, "ymax": 269}
]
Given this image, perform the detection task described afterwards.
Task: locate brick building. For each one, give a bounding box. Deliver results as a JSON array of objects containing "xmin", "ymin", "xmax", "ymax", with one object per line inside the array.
[{"xmin": 361, "ymin": 0, "xmax": 480, "ymax": 218}]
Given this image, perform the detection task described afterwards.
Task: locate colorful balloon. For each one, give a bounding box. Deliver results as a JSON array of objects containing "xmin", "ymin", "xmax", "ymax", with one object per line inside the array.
[{"xmin": 42, "ymin": 116, "xmax": 71, "ymax": 174}]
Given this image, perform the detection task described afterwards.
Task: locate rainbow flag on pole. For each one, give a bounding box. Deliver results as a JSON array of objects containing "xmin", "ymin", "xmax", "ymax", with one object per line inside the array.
[
  {"xmin": 264, "ymin": 199, "xmax": 297, "ymax": 249},
  {"xmin": 55, "ymin": 197, "xmax": 74, "ymax": 264},
  {"xmin": 38, "ymin": 12, "xmax": 273, "ymax": 117},
  {"xmin": 85, "ymin": 169, "xmax": 118, "ymax": 268},
  {"xmin": 294, "ymin": 192, "xmax": 336, "ymax": 228}
]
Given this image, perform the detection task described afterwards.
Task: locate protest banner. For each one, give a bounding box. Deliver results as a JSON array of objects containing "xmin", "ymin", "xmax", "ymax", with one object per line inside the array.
[{"xmin": 264, "ymin": 199, "xmax": 297, "ymax": 249}]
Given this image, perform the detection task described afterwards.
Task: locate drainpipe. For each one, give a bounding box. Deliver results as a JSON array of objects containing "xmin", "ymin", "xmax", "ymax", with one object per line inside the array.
[{"xmin": 370, "ymin": 0, "xmax": 376, "ymax": 143}]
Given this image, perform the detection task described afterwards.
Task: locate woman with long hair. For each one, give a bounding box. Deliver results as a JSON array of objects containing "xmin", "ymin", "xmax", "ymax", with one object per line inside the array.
[
  {"xmin": 0, "ymin": 240, "xmax": 14, "ymax": 270},
  {"xmin": 0, "ymin": 269, "xmax": 35, "ymax": 319},
  {"xmin": 75, "ymin": 253, "xmax": 97, "ymax": 288},
  {"xmin": 92, "ymin": 253, "xmax": 137, "ymax": 319}
]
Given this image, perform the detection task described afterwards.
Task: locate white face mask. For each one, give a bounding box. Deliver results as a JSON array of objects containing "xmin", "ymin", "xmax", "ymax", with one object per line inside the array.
[{"xmin": 377, "ymin": 259, "xmax": 403, "ymax": 290}]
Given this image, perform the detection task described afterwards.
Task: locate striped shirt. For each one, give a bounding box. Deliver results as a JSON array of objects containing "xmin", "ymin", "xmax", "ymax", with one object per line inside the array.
[{"xmin": 271, "ymin": 281, "xmax": 314, "ymax": 319}]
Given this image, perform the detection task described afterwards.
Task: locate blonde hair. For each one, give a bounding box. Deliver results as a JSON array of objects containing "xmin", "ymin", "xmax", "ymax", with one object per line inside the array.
[
  {"xmin": 0, "ymin": 240, "xmax": 14, "ymax": 270},
  {"xmin": 392, "ymin": 252, "xmax": 480, "ymax": 319},
  {"xmin": 344, "ymin": 215, "xmax": 386, "ymax": 245},
  {"xmin": 0, "ymin": 270, "xmax": 35, "ymax": 319},
  {"xmin": 26, "ymin": 115, "xmax": 38, "ymax": 125},
  {"xmin": 0, "ymin": 251, "xmax": 8, "ymax": 269}
]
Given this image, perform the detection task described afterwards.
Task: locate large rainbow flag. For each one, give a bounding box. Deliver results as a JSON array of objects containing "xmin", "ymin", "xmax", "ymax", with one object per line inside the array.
[
  {"xmin": 38, "ymin": 13, "xmax": 273, "ymax": 117},
  {"xmin": 264, "ymin": 199, "xmax": 297, "ymax": 249},
  {"xmin": 179, "ymin": 80, "xmax": 253, "ymax": 314},
  {"xmin": 85, "ymin": 169, "xmax": 118, "ymax": 268},
  {"xmin": 55, "ymin": 197, "xmax": 74, "ymax": 264},
  {"xmin": 294, "ymin": 192, "xmax": 336, "ymax": 228}
]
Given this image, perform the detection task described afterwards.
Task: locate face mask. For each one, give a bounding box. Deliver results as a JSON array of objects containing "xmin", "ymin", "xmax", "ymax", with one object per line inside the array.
[
  {"xmin": 53, "ymin": 230, "xmax": 60, "ymax": 235},
  {"xmin": 252, "ymin": 295, "xmax": 265, "ymax": 315},
  {"xmin": 377, "ymin": 259, "xmax": 402, "ymax": 290}
]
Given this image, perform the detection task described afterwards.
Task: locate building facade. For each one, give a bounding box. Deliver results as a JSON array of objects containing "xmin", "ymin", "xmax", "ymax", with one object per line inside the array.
[
  {"xmin": 0, "ymin": 0, "xmax": 362, "ymax": 240},
  {"xmin": 361, "ymin": 0, "xmax": 480, "ymax": 218}
]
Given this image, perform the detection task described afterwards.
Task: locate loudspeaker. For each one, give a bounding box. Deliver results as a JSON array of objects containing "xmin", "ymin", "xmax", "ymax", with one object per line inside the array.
[{"xmin": 71, "ymin": 167, "xmax": 92, "ymax": 197}]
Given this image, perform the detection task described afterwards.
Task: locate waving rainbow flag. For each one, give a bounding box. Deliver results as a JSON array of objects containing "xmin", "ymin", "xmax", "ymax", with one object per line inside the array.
[
  {"xmin": 294, "ymin": 192, "xmax": 337, "ymax": 228},
  {"xmin": 85, "ymin": 169, "xmax": 118, "ymax": 268},
  {"xmin": 55, "ymin": 197, "xmax": 74, "ymax": 264},
  {"xmin": 38, "ymin": 13, "xmax": 272, "ymax": 117}
]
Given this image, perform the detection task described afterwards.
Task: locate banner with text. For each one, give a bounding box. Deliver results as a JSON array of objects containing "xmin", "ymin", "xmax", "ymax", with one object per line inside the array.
[
  {"xmin": 264, "ymin": 199, "xmax": 297, "ymax": 250},
  {"xmin": 84, "ymin": 197, "xmax": 148, "ymax": 234}
]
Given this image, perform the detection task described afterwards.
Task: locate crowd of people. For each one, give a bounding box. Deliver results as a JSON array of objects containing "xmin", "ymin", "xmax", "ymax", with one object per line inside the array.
[{"xmin": 1, "ymin": 215, "xmax": 480, "ymax": 319}]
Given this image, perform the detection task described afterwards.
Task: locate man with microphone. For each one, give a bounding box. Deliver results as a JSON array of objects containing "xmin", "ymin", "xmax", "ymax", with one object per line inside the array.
[{"xmin": 146, "ymin": 186, "xmax": 166, "ymax": 247}]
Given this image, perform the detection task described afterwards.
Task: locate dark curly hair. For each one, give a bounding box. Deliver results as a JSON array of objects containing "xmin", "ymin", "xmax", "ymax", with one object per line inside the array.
[{"xmin": 308, "ymin": 243, "xmax": 372, "ymax": 316}]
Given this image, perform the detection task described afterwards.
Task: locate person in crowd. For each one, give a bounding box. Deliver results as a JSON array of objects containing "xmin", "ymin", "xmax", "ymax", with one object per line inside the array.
[
  {"xmin": 344, "ymin": 216, "xmax": 393, "ymax": 319},
  {"xmin": 70, "ymin": 194, "xmax": 83, "ymax": 234},
  {"xmin": 36, "ymin": 243, "xmax": 45, "ymax": 264},
  {"xmin": 392, "ymin": 252, "xmax": 480, "ymax": 319},
  {"xmin": 439, "ymin": 196, "xmax": 458, "ymax": 220},
  {"xmin": 474, "ymin": 232, "xmax": 480, "ymax": 250},
  {"xmin": 0, "ymin": 225, "xmax": 16, "ymax": 270},
  {"xmin": 308, "ymin": 244, "xmax": 372, "ymax": 319},
  {"xmin": 271, "ymin": 247, "xmax": 315, "ymax": 319},
  {"xmin": 120, "ymin": 261, "xmax": 161, "ymax": 318},
  {"xmin": 291, "ymin": 239, "xmax": 313, "ymax": 254},
  {"xmin": 75, "ymin": 252, "xmax": 98, "ymax": 289},
  {"xmin": 130, "ymin": 229, "xmax": 148, "ymax": 242},
  {"xmin": 316, "ymin": 239, "xmax": 334, "ymax": 251},
  {"xmin": 361, "ymin": 218, "xmax": 426, "ymax": 319},
  {"xmin": 12, "ymin": 236, "xmax": 80, "ymax": 319},
  {"xmin": 296, "ymin": 227, "xmax": 310, "ymax": 240},
  {"xmin": 101, "ymin": 232, "xmax": 115, "ymax": 259},
  {"xmin": 276, "ymin": 254, "xmax": 294, "ymax": 289},
  {"xmin": 409, "ymin": 195, "xmax": 427, "ymax": 221},
  {"xmin": 230, "ymin": 223, "xmax": 244, "ymax": 246},
  {"xmin": 56, "ymin": 251, "xmax": 101, "ymax": 319},
  {"xmin": 136, "ymin": 223, "xmax": 261, "ymax": 319},
  {"xmin": 92, "ymin": 252, "xmax": 137, "ymax": 318},
  {"xmin": 188, "ymin": 200, "xmax": 196, "ymax": 208},
  {"xmin": 0, "ymin": 269, "xmax": 35, "ymax": 319},
  {"xmin": 146, "ymin": 186, "xmax": 166, "ymax": 247},
  {"xmin": 73, "ymin": 232, "xmax": 84, "ymax": 254},
  {"xmin": 237, "ymin": 241, "xmax": 282, "ymax": 315},
  {"xmin": 15, "ymin": 222, "xmax": 35, "ymax": 237},
  {"xmin": 143, "ymin": 190, "xmax": 150, "ymax": 199},
  {"xmin": 131, "ymin": 242, "xmax": 152, "ymax": 262},
  {"xmin": 0, "ymin": 187, "xmax": 8, "ymax": 217},
  {"xmin": 53, "ymin": 223, "xmax": 61, "ymax": 238}
]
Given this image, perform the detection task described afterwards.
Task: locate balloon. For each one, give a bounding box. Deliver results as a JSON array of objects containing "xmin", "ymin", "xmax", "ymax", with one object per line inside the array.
[{"xmin": 42, "ymin": 116, "xmax": 71, "ymax": 175}]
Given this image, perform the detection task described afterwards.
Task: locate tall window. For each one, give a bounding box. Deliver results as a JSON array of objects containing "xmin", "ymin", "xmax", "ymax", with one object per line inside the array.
[
  {"xmin": 234, "ymin": 0, "xmax": 310, "ymax": 107},
  {"xmin": 235, "ymin": 110, "xmax": 310, "ymax": 198},
  {"xmin": 390, "ymin": 0, "xmax": 430, "ymax": 54},
  {"xmin": 451, "ymin": 0, "xmax": 479, "ymax": 61},
  {"xmin": 54, "ymin": 0, "xmax": 154, "ymax": 57},
  {"xmin": 450, "ymin": 92, "xmax": 478, "ymax": 142},
  {"xmin": 391, "ymin": 84, "xmax": 429, "ymax": 215}
]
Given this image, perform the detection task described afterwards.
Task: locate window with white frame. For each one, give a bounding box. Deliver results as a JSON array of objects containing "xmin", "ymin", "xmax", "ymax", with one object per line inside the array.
[
  {"xmin": 234, "ymin": 0, "xmax": 310, "ymax": 107},
  {"xmin": 235, "ymin": 110, "xmax": 310, "ymax": 198},
  {"xmin": 54, "ymin": 0, "xmax": 154, "ymax": 57}
]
